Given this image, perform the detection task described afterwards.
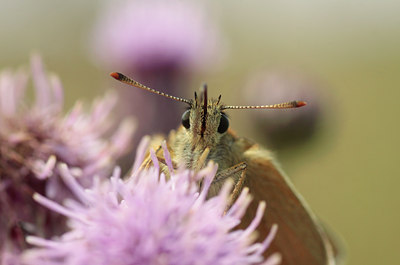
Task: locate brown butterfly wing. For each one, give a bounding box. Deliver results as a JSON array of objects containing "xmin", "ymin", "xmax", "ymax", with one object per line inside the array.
[{"xmin": 238, "ymin": 140, "xmax": 336, "ymax": 265}]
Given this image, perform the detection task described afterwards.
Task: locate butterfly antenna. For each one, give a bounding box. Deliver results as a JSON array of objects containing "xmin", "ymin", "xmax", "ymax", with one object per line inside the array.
[
  {"xmin": 110, "ymin": 72, "xmax": 191, "ymax": 105},
  {"xmin": 222, "ymin": 100, "xmax": 306, "ymax": 110},
  {"xmin": 200, "ymin": 83, "xmax": 208, "ymax": 137},
  {"xmin": 217, "ymin": 95, "xmax": 222, "ymax": 105}
]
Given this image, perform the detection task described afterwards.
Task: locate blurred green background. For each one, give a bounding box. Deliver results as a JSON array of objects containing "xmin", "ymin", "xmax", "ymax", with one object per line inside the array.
[{"xmin": 1, "ymin": 1, "xmax": 399, "ymax": 264}]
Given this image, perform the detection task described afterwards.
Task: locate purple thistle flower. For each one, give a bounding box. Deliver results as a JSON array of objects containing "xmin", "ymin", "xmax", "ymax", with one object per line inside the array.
[
  {"xmin": 90, "ymin": 0, "xmax": 224, "ymax": 74},
  {"xmin": 22, "ymin": 137, "xmax": 281, "ymax": 265},
  {"xmin": 0, "ymin": 55, "xmax": 135, "ymax": 261}
]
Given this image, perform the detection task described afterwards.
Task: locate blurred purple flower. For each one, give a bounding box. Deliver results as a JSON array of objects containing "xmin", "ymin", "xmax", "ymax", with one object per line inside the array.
[
  {"xmin": 90, "ymin": 0, "xmax": 224, "ymax": 74},
  {"xmin": 0, "ymin": 55, "xmax": 135, "ymax": 261},
  {"xmin": 89, "ymin": 0, "xmax": 226, "ymax": 159},
  {"xmin": 243, "ymin": 70, "xmax": 325, "ymax": 150},
  {"xmin": 23, "ymin": 137, "xmax": 281, "ymax": 265}
]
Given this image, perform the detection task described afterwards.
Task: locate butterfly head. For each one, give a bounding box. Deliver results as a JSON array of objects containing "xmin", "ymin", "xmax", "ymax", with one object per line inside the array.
[{"xmin": 180, "ymin": 84, "xmax": 228, "ymax": 148}]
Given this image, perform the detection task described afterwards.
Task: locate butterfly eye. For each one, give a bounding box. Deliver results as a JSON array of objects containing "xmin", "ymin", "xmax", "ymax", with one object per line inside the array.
[
  {"xmin": 218, "ymin": 113, "xmax": 229, "ymax": 133},
  {"xmin": 181, "ymin": 110, "xmax": 190, "ymax": 129}
]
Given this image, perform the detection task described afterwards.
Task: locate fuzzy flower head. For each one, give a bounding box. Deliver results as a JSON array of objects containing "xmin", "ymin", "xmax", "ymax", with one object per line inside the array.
[
  {"xmin": 0, "ymin": 56, "xmax": 135, "ymax": 258},
  {"xmin": 23, "ymin": 138, "xmax": 281, "ymax": 265},
  {"xmin": 90, "ymin": 0, "xmax": 225, "ymax": 73}
]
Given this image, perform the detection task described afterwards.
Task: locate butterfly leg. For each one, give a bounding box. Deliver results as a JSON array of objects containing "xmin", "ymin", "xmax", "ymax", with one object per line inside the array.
[
  {"xmin": 208, "ymin": 162, "xmax": 247, "ymax": 210},
  {"xmin": 228, "ymin": 166, "xmax": 247, "ymax": 210},
  {"xmin": 140, "ymin": 145, "xmax": 163, "ymax": 170},
  {"xmin": 195, "ymin": 147, "xmax": 210, "ymax": 171}
]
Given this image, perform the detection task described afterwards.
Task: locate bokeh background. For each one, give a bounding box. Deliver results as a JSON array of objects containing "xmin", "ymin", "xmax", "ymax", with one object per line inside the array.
[{"xmin": 1, "ymin": 1, "xmax": 399, "ymax": 264}]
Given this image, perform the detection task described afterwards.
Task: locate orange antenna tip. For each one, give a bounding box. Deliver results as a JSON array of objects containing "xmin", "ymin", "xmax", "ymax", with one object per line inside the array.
[
  {"xmin": 110, "ymin": 72, "xmax": 121, "ymax": 80},
  {"xmin": 296, "ymin": 101, "xmax": 307, "ymax": 107}
]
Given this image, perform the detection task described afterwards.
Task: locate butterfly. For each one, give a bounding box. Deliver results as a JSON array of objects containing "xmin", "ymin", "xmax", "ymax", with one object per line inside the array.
[{"xmin": 111, "ymin": 72, "xmax": 342, "ymax": 265}]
